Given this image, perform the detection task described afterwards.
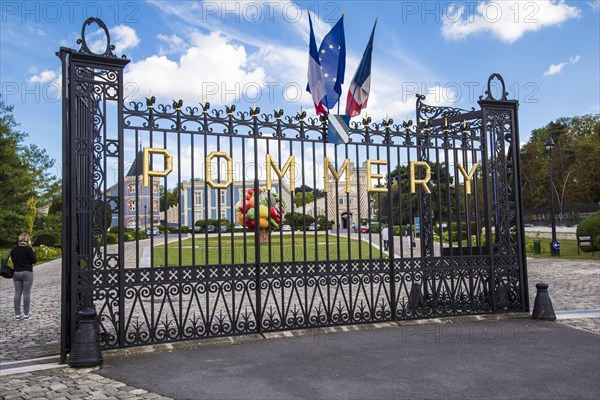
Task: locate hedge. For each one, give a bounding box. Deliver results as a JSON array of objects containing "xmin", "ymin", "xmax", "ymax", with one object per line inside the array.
[{"xmin": 576, "ymin": 210, "xmax": 600, "ymax": 251}]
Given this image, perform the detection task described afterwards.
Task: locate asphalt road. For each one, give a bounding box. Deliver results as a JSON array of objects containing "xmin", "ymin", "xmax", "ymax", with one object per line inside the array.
[{"xmin": 98, "ymin": 319, "xmax": 600, "ymax": 400}]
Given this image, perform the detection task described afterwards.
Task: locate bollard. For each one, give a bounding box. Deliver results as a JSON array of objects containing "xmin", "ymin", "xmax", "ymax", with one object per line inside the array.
[
  {"xmin": 68, "ymin": 306, "xmax": 103, "ymax": 367},
  {"xmin": 497, "ymin": 278, "xmax": 510, "ymax": 309},
  {"xmin": 531, "ymin": 282, "xmax": 556, "ymax": 321},
  {"xmin": 409, "ymin": 282, "xmax": 424, "ymax": 312}
]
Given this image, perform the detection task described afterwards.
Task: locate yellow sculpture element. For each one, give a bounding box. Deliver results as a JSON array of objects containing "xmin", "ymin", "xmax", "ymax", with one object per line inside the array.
[
  {"xmin": 323, "ymin": 158, "xmax": 350, "ymax": 193},
  {"xmin": 366, "ymin": 160, "xmax": 388, "ymax": 193},
  {"xmin": 142, "ymin": 148, "xmax": 172, "ymax": 187},
  {"xmin": 266, "ymin": 154, "xmax": 295, "ymax": 192},
  {"xmin": 410, "ymin": 161, "xmax": 431, "ymax": 194},
  {"xmin": 205, "ymin": 151, "xmax": 233, "ymax": 189},
  {"xmin": 457, "ymin": 163, "xmax": 479, "ymax": 195},
  {"xmin": 142, "ymin": 147, "xmax": 478, "ymax": 196}
]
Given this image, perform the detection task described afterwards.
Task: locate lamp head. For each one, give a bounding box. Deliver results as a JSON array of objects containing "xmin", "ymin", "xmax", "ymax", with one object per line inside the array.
[{"xmin": 544, "ymin": 137, "xmax": 555, "ymax": 152}]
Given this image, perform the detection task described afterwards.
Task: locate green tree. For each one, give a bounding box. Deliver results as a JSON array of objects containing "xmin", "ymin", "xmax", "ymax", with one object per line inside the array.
[
  {"xmin": 294, "ymin": 191, "xmax": 315, "ymax": 207},
  {"xmin": 521, "ymin": 115, "xmax": 600, "ymax": 210},
  {"xmin": 0, "ymin": 100, "xmax": 35, "ymax": 244},
  {"xmin": 24, "ymin": 196, "xmax": 36, "ymax": 235},
  {"xmin": 0, "ymin": 98, "xmax": 58, "ymax": 245},
  {"xmin": 283, "ymin": 212, "xmax": 315, "ymax": 229},
  {"xmin": 159, "ymin": 184, "xmax": 181, "ymax": 211},
  {"xmin": 294, "ymin": 185, "xmax": 325, "ymax": 207},
  {"xmin": 377, "ymin": 162, "xmax": 455, "ymax": 225}
]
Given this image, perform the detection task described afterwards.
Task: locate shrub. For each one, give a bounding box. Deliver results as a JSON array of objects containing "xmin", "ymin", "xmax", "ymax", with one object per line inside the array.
[
  {"xmin": 526, "ymin": 240, "xmax": 535, "ymax": 254},
  {"xmin": 124, "ymin": 232, "xmax": 135, "ymax": 242},
  {"xmin": 106, "ymin": 233, "xmax": 118, "ymax": 244},
  {"xmin": 34, "ymin": 232, "xmax": 60, "ymax": 247},
  {"xmin": 576, "ymin": 210, "xmax": 600, "ymax": 251},
  {"xmin": 35, "ymin": 245, "xmax": 62, "ymax": 261}
]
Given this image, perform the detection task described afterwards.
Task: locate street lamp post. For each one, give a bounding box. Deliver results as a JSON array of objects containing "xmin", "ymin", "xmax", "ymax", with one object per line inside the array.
[{"xmin": 545, "ymin": 137, "xmax": 559, "ymax": 257}]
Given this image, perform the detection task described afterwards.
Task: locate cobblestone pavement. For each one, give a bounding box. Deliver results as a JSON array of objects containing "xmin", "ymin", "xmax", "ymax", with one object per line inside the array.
[
  {"xmin": 1, "ymin": 366, "xmax": 172, "ymax": 399},
  {"xmin": 1, "ymin": 257, "xmax": 598, "ymax": 399},
  {"xmin": 0, "ymin": 259, "xmax": 62, "ymax": 362}
]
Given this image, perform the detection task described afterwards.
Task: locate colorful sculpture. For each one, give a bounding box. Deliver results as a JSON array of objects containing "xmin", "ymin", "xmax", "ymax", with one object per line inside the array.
[{"xmin": 236, "ymin": 187, "xmax": 286, "ymax": 242}]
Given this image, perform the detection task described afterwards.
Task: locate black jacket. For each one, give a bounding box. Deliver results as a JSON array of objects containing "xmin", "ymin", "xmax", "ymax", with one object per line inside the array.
[{"xmin": 10, "ymin": 245, "xmax": 36, "ymax": 272}]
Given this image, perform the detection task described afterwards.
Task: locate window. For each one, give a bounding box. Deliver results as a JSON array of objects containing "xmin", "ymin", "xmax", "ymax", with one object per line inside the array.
[
  {"xmin": 153, "ymin": 200, "xmax": 159, "ymax": 211},
  {"xmin": 128, "ymin": 183, "xmax": 136, "ymax": 195},
  {"xmin": 194, "ymin": 211, "xmax": 202, "ymax": 223},
  {"xmin": 194, "ymin": 191, "xmax": 203, "ymax": 206},
  {"xmin": 339, "ymin": 198, "xmax": 344, "ymax": 205},
  {"xmin": 220, "ymin": 191, "xmax": 226, "ymax": 204},
  {"xmin": 153, "ymin": 183, "xmax": 159, "ymax": 194},
  {"xmin": 128, "ymin": 200, "xmax": 136, "ymax": 211},
  {"xmin": 220, "ymin": 209, "xmax": 227, "ymax": 220}
]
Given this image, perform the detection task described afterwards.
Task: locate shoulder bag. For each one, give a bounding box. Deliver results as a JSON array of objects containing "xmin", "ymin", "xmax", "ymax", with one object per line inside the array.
[{"xmin": 0, "ymin": 248, "xmax": 14, "ymax": 279}]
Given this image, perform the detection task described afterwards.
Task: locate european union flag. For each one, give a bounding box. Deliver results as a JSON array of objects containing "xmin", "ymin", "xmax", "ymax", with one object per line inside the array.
[{"xmin": 318, "ymin": 15, "xmax": 346, "ymax": 110}]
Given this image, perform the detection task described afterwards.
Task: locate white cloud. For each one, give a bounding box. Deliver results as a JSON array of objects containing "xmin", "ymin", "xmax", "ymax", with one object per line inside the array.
[
  {"xmin": 543, "ymin": 54, "xmax": 580, "ymax": 76},
  {"xmin": 157, "ymin": 33, "xmax": 189, "ymax": 55},
  {"xmin": 29, "ymin": 70, "xmax": 58, "ymax": 84},
  {"xmin": 588, "ymin": 1, "xmax": 600, "ymax": 11},
  {"xmin": 132, "ymin": 2, "xmax": 447, "ymax": 123},
  {"xmin": 125, "ymin": 31, "xmax": 266, "ymax": 105},
  {"xmin": 544, "ymin": 63, "xmax": 565, "ymax": 76},
  {"xmin": 442, "ymin": 0, "xmax": 581, "ymax": 43},
  {"xmin": 112, "ymin": 25, "xmax": 140, "ymax": 52},
  {"xmin": 83, "ymin": 25, "xmax": 138, "ymax": 54},
  {"xmin": 147, "ymin": 0, "xmax": 332, "ymax": 49}
]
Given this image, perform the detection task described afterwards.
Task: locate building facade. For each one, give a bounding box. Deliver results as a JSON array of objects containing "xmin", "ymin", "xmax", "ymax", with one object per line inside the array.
[
  {"xmin": 106, "ymin": 149, "xmax": 161, "ymax": 229},
  {"xmin": 179, "ymin": 179, "xmax": 292, "ymax": 228},
  {"xmin": 316, "ymin": 162, "xmax": 370, "ymax": 229}
]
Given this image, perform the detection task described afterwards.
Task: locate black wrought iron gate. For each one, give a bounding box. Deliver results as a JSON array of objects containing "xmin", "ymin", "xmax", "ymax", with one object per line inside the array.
[{"xmin": 59, "ymin": 19, "xmax": 528, "ymax": 361}]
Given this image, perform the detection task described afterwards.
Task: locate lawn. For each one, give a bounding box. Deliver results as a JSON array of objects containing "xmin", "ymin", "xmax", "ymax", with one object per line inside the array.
[
  {"xmin": 152, "ymin": 234, "xmax": 383, "ymax": 266},
  {"xmin": 525, "ymin": 236, "xmax": 599, "ymax": 260}
]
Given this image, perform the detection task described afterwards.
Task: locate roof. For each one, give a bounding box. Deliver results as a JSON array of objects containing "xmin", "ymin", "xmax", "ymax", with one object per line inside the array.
[{"xmin": 126, "ymin": 149, "xmax": 144, "ymax": 177}]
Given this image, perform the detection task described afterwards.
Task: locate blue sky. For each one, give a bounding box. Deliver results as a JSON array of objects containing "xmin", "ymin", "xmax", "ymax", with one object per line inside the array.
[{"xmin": 1, "ymin": 0, "xmax": 599, "ymax": 178}]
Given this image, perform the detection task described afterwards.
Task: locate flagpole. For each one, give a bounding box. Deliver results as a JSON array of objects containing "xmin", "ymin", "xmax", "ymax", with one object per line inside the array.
[
  {"xmin": 346, "ymin": 18, "xmax": 377, "ymax": 117},
  {"xmin": 338, "ymin": 8, "xmax": 346, "ymax": 115},
  {"xmin": 337, "ymin": 10, "xmax": 344, "ymax": 116}
]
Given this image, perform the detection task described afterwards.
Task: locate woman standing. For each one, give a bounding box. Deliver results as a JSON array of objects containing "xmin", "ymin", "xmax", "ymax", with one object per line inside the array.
[{"xmin": 11, "ymin": 233, "xmax": 36, "ymax": 320}]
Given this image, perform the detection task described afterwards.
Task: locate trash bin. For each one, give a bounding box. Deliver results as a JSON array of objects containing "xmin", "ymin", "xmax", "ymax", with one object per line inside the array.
[{"xmin": 533, "ymin": 240, "xmax": 541, "ymax": 255}]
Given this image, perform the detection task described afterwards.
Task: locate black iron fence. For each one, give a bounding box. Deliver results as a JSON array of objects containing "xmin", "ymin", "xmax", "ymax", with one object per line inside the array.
[
  {"xmin": 524, "ymin": 203, "xmax": 600, "ymax": 227},
  {"xmin": 59, "ymin": 19, "xmax": 528, "ymax": 357}
]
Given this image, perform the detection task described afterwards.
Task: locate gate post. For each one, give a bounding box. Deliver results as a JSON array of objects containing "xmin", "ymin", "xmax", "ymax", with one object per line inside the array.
[
  {"xmin": 478, "ymin": 74, "xmax": 528, "ymax": 312},
  {"xmin": 58, "ymin": 18, "xmax": 130, "ymax": 361}
]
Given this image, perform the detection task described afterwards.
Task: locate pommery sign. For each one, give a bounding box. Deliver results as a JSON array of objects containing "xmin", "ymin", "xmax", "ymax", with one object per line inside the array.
[{"xmin": 141, "ymin": 147, "xmax": 479, "ymax": 196}]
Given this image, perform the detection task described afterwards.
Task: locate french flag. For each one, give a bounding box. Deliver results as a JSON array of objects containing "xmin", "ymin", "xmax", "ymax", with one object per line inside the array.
[
  {"xmin": 345, "ymin": 21, "xmax": 377, "ymax": 118},
  {"xmin": 307, "ymin": 12, "xmax": 327, "ymax": 115}
]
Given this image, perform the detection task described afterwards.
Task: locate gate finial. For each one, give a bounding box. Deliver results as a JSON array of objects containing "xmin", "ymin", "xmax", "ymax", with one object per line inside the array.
[
  {"xmin": 76, "ymin": 17, "xmax": 125, "ymax": 59},
  {"xmin": 482, "ymin": 73, "xmax": 508, "ymax": 101}
]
